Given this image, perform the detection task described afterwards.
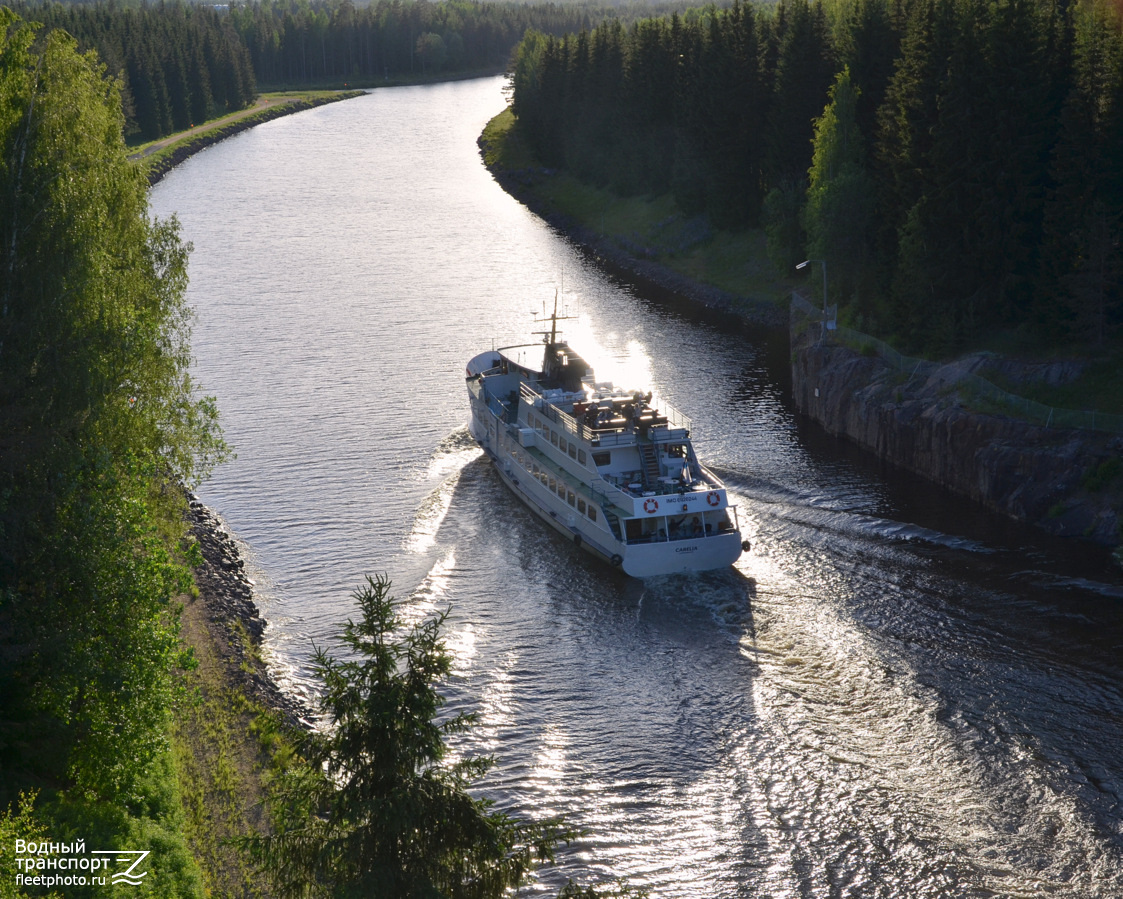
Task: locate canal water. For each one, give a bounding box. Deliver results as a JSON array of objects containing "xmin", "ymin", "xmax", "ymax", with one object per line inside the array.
[{"xmin": 150, "ymin": 76, "xmax": 1123, "ymax": 898}]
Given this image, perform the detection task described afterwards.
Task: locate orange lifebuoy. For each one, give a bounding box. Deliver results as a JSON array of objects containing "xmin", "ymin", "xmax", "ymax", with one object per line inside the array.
[
  {"xmin": 643, "ymin": 498, "xmax": 659, "ymax": 514},
  {"xmin": 706, "ymin": 491, "xmax": 721, "ymax": 507}
]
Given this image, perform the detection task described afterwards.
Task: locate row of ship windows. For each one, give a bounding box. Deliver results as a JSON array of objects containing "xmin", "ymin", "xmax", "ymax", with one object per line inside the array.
[
  {"xmin": 510, "ymin": 445, "xmax": 599, "ymax": 523},
  {"xmin": 528, "ymin": 413, "xmax": 588, "ymax": 464},
  {"xmin": 526, "ymin": 413, "xmax": 614, "ymax": 469}
]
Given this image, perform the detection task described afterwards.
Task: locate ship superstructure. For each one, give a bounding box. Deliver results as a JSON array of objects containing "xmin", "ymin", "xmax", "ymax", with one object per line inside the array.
[{"xmin": 465, "ymin": 309, "xmax": 749, "ymax": 576}]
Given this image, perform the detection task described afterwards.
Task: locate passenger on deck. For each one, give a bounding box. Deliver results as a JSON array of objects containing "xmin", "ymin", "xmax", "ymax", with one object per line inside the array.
[{"xmin": 691, "ymin": 516, "xmax": 702, "ymax": 537}]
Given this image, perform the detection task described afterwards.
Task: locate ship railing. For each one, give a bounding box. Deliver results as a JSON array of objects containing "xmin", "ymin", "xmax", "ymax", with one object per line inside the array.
[
  {"xmin": 624, "ymin": 479, "xmax": 713, "ymax": 498},
  {"xmin": 647, "ymin": 397, "xmax": 691, "ymax": 434},
  {"xmin": 520, "ymin": 382, "xmax": 587, "ymax": 439},
  {"xmin": 520, "ymin": 382, "xmax": 692, "ymax": 445},
  {"xmin": 527, "ymin": 456, "xmax": 636, "ymax": 521},
  {"xmin": 588, "ymin": 477, "xmax": 636, "ymax": 515}
]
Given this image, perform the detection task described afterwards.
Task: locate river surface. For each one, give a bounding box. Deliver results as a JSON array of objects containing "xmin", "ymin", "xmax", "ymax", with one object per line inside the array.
[{"xmin": 151, "ymin": 76, "xmax": 1123, "ymax": 898}]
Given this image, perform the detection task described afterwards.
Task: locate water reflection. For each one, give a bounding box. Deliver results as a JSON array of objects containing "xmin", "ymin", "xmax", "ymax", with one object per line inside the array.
[{"xmin": 151, "ymin": 75, "xmax": 1123, "ymax": 897}]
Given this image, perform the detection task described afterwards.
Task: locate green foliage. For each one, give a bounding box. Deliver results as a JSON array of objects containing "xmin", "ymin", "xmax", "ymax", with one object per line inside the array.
[
  {"xmin": 763, "ymin": 179, "xmax": 806, "ymax": 276},
  {"xmin": 509, "ymin": 0, "xmax": 1123, "ymax": 354},
  {"xmin": 0, "ymin": 748, "xmax": 205, "ymax": 899},
  {"xmin": 766, "ymin": 0, "xmax": 837, "ymax": 184},
  {"xmin": 478, "ymin": 107, "xmax": 538, "ymax": 172},
  {"xmin": 229, "ymin": 0, "xmax": 607, "ymax": 90},
  {"xmin": 0, "ymin": 793, "xmax": 60, "ymax": 899},
  {"xmin": 0, "ymin": 7, "xmax": 227, "ymax": 811},
  {"xmin": 42, "ymin": 746, "xmax": 206, "ymax": 898},
  {"xmin": 243, "ymin": 575, "xmax": 576, "ymax": 899},
  {"xmin": 416, "ymin": 33, "xmax": 448, "ymax": 73},
  {"xmin": 10, "ymin": 0, "xmax": 256, "ymax": 142},
  {"xmin": 803, "ymin": 66, "xmax": 873, "ymax": 302}
]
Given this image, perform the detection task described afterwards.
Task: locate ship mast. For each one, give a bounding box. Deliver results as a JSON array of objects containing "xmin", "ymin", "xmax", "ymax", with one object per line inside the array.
[{"xmin": 534, "ymin": 289, "xmax": 573, "ymax": 346}]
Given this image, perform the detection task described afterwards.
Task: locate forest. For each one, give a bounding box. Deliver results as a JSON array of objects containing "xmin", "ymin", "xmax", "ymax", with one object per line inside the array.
[
  {"xmin": 11, "ymin": 0, "xmax": 623, "ymax": 143},
  {"xmin": 9, "ymin": 0, "xmax": 257, "ymax": 142},
  {"xmin": 1, "ymin": 7, "xmax": 229, "ymax": 892},
  {"xmin": 509, "ymin": 0, "xmax": 1123, "ymax": 353}
]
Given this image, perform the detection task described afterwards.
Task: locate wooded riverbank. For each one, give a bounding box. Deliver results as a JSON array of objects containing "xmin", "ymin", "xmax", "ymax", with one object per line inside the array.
[{"xmin": 479, "ymin": 111, "xmax": 1123, "ymax": 560}]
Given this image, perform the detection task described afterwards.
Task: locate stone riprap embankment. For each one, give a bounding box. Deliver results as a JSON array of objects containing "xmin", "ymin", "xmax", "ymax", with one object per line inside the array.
[{"xmin": 186, "ymin": 495, "xmax": 311, "ymax": 729}]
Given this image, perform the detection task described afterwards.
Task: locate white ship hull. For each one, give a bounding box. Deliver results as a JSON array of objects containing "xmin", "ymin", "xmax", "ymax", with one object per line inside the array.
[{"xmin": 466, "ymin": 330, "xmax": 748, "ymax": 578}]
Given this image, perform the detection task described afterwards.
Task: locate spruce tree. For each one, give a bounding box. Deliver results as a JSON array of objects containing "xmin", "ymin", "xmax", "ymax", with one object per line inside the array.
[{"xmin": 243, "ymin": 575, "xmax": 575, "ymax": 899}]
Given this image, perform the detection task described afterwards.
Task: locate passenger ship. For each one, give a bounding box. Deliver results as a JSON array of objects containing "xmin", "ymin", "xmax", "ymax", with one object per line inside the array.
[{"xmin": 465, "ymin": 309, "xmax": 750, "ymax": 577}]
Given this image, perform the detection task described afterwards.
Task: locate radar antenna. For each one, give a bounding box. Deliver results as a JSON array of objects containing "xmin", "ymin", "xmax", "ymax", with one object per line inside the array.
[{"xmin": 532, "ymin": 289, "xmax": 576, "ymax": 345}]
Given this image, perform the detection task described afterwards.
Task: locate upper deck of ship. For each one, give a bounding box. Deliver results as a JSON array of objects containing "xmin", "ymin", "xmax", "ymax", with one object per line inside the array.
[
  {"xmin": 519, "ymin": 378, "xmax": 691, "ymax": 449},
  {"xmin": 486, "ymin": 337, "xmax": 692, "ymax": 447}
]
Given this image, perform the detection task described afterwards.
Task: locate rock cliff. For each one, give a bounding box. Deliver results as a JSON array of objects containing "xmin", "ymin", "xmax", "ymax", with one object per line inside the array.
[{"xmin": 791, "ymin": 317, "xmax": 1123, "ymax": 549}]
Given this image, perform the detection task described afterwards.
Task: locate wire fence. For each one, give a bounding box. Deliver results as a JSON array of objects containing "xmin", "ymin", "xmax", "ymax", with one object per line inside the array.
[{"xmin": 791, "ymin": 293, "xmax": 1123, "ymax": 435}]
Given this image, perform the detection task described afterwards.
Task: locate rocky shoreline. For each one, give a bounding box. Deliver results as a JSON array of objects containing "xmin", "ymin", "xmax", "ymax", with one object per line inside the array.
[
  {"xmin": 789, "ymin": 325, "xmax": 1123, "ymax": 550},
  {"xmin": 185, "ymin": 494, "xmax": 312, "ymax": 730}
]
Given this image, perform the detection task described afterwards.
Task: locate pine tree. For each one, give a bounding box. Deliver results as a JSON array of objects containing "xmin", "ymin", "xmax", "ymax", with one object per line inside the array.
[
  {"xmin": 242, "ymin": 575, "xmax": 575, "ymax": 899},
  {"xmin": 764, "ymin": 0, "xmax": 835, "ymax": 185},
  {"xmin": 1037, "ymin": 1, "xmax": 1123, "ymax": 343}
]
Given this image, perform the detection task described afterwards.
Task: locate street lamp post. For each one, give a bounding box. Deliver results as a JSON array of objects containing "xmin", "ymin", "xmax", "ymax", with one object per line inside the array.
[{"xmin": 796, "ymin": 259, "xmax": 827, "ymax": 315}]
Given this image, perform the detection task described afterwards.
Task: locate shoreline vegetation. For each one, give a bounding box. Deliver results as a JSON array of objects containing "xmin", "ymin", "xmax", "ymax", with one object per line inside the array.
[
  {"xmin": 174, "ymin": 498, "xmax": 308, "ymax": 897},
  {"xmin": 132, "ymin": 90, "xmax": 366, "ymax": 185},
  {"xmin": 479, "ymin": 107, "xmax": 793, "ymax": 330},
  {"xmin": 478, "ymin": 107, "xmax": 1123, "ymax": 562}
]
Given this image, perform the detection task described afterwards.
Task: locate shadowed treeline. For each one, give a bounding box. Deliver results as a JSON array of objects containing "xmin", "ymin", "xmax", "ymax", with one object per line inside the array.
[
  {"xmin": 12, "ymin": 0, "xmax": 687, "ymax": 144},
  {"xmin": 510, "ymin": 0, "xmax": 1123, "ymax": 354}
]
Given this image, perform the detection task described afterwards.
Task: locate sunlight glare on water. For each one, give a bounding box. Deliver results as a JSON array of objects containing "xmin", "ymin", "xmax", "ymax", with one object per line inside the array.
[{"xmin": 151, "ymin": 75, "xmax": 1123, "ymax": 898}]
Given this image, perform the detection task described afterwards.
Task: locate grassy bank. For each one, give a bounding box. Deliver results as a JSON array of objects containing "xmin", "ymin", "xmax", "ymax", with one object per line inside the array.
[
  {"xmin": 480, "ymin": 108, "xmax": 794, "ymax": 316},
  {"xmin": 133, "ymin": 90, "xmax": 365, "ymax": 183},
  {"xmin": 172, "ymin": 591, "xmax": 284, "ymax": 898}
]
